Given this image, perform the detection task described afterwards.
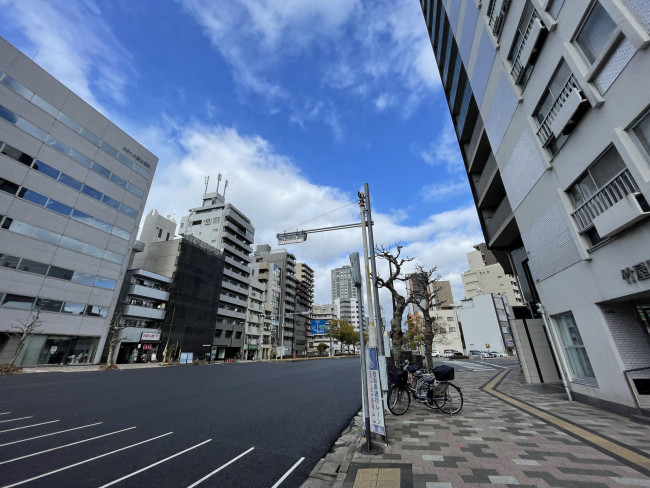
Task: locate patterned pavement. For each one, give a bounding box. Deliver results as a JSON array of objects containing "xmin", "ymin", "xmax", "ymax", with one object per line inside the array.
[{"xmin": 304, "ymin": 361, "xmax": 650, "ymax": 488}]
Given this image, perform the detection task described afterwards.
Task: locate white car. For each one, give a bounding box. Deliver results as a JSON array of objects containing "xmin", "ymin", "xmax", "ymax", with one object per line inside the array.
[
  {"xmin": 431, "ymin": 349, "xmax": 440, "ymax": 357},
  {"xmin": 491, "ymin": 351, "xmax": 507, "ymax": 357},
  {"xmin": 480, "ymin": 351, "xmax": 491, "ymax": 358}
]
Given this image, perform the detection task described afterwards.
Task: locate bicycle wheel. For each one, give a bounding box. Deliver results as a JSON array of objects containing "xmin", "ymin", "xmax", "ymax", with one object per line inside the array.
[
  {"xmin": 387, "ymin": 385, "xmax": 410, "ymax": 415},
  {"xmin": 433, "ymin": 382, "xmax": 463, "ymax": 414}
]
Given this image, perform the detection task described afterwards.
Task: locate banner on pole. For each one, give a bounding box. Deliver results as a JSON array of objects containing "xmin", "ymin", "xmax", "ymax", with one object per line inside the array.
[{"xmin": 366, "ymin": 347, "xmax": 386, "ymax": 435}]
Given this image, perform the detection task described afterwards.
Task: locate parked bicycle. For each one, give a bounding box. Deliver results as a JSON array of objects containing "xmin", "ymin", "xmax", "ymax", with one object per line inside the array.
[{"xmin": 387, "ymin": 361, "xmax": 463, "ymax": 416}]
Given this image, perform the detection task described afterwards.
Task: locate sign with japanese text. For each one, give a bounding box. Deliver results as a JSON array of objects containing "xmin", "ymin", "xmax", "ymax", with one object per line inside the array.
[{"xmin": 365, "ymin": 347, "xmax": 386, "ymax": 435}]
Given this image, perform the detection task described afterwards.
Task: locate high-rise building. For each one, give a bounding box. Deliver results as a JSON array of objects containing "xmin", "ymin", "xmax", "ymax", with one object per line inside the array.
[
  {"xmin": 462, "ymin": 243, "xmax": 524, "ymax": 306},
  {"xmin": 0, "ymin": 37, "xmax": 157, "ymax": 365},
  {"xmin": 331, "ymin": 265, "xmax": 357, "ymax": 301},
  {"xmin": 179, "ymin": 185, "xmax": 254, "ymax": 360},
  {"xmin": 295, "ymin": 262, "xmax": 315, "ymax": 355},
  {"xmin": 419, "ymin": 0, "xmax": 650, "ymax": 414}
]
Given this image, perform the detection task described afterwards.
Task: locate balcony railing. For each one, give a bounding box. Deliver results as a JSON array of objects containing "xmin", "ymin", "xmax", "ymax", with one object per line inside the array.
[
  {"xmin": 510, "ymin": 10, "xmax": 544, "ymax": 83},
  {"xmin": 487, "ymin": 0, "xmax": 511, "ymax": 40},
  {"xmin": 570, "ymin": 169, "xmax": 640, "ymax": 232},
  {"xmin": 536, "ymin": 74, "xmax": 584, "ymax": 147}
]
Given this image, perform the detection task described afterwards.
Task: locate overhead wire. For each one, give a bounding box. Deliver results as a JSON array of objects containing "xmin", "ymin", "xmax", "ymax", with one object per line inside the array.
[{"xmin": 283, "ymin": 201, "xmax": 356, "ymax": 232}]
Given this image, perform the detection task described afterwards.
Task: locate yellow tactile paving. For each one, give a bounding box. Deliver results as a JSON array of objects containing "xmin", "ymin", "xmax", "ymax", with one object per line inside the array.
[
  {"xmin": 353, "ymin": 468, "xmax": 401, "ymax": 487},
  {"xmin": 484, "ymin": 370, "xmax": 650, "ymax": 473}
]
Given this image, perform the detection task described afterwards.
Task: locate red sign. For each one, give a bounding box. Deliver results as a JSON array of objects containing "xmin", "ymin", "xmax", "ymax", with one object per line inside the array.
[{"xmin": 142, "ymin": 343, "xmax": 152, "ymax": 350}]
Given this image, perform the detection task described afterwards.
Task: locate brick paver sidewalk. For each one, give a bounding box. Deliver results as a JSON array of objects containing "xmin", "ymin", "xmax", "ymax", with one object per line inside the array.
[{"xmin": 303, "ymin": 363, "xmax": 650, "ymax": 488}]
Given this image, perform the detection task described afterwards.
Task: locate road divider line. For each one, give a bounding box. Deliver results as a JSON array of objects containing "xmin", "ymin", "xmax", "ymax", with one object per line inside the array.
[
  {"xmin": 0, "ymin": 420, "xmax": 59, "ymax": 434},
  {"xmin": 0, "ymin": 413, "xmax": 10, "ymax": 416},
  {"xmin": 0, "ymin": 416, "xmax": 33, "ymax": 424},
  {"xmin": 0, "ymin": 422, "xmax": 103, "ymax": 447},
  {"xmin": 0, "ymin": 426, "xmax": 137, "ymax": 465},
  {"xmin": 99, "ymin": 439, "xmax": 212, "ymax": 487},
  {"xmin": 271, "ymin": 457, "xmax": 305, "ymax": 488},
  {"xmin": 186, "ymin": 447, "xmax": 255, "ymax": 488},
  {"xmin": 483, "ymin": 370, "xmax": 650, "ymax": 474},
  {"xmin": 0, "ymin": 431, "xmax": 173, "ymax": 488}
]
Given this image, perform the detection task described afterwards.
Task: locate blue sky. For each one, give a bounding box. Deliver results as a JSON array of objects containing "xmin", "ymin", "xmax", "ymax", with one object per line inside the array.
[{"xmin": 0, "ymin": 0, "xmax": 483, "ymax": 311}]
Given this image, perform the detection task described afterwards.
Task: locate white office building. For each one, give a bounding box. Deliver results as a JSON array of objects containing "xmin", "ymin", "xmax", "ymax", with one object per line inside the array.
[
  {"xmin": 0, "ymin": 37, "xmax": 156, "ymax": 366},
  {"xmin": 420, "ymin": 0, "xmax": 650, "ymax": 415}
]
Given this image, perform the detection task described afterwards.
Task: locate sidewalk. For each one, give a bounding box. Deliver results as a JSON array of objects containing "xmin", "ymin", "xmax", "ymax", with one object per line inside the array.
[{"xmin": 303, "ymin": 364, "xmax": 650, "ymax": 488}]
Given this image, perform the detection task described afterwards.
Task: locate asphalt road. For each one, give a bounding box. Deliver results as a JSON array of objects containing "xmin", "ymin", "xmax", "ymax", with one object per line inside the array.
[{"xmin": 0, "ymin": 358, "xmax": 362, "ymax": 488}]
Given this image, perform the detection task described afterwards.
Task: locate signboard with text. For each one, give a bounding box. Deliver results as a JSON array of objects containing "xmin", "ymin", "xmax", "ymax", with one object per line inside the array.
[
  {"xmin": 310, "ymin": 319, "xmax": 327, "ymax": 335},
  {"xmin": 141, "ymin": 331, "xmax": 161, "ymax": 342},
  {"xmin": 365, "ymin": 348, "xmax": 386, "ymax": 435}
]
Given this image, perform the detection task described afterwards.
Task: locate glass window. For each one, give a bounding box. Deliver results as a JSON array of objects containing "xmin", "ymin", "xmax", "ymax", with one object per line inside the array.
[
  {"xmin": 32, "ymin": 95, "xmax": 59, "ymax": 118},
  {"xmin": 16, "ymin": 119, "xmax": 48, "ymax": 142},
  {"xmin": 119, "ymin": 204, "xmax": 138, "ymax": 219},
  {"xmin": 90, "ymin": 162, "xmax": 111, "ymax": 179},
  {"xmin": 62, "ymin": 301, "xmax": 85, "ymax": 314},
  {"xmin": 632, "ymin": 110, "xmax": 650, "ymax": 157},
  {"xmin": 92, "ymin": 219, "xmax": 112, "ymax": 233},
  {"xmin": 59, "ymin": 173, "xmax": 83, "ymax": 191},
  {"xmin": 81, "ymin": 185, "xmax": 103, "ymax": 201},
  {"xmin": 32, "ymin": 227, "xmax": 61, "ymax": 246},
  {"xmin": 117, "ymin": 152, "xmax": 134, "ymax": 168},
  {"xmin": 18, "ymin": 258, "xmax": 48, "ymax": 275},
  {"xmin": 79, "ymin": 127, "xmax": 101, "ymax": 146},
  {"xmin": 68, "ymin": 148, "xmax": 92, "ymax": 168},
  {"xmin": 59, "ymin": 236, "xmax": 85, "ymax": 253},
  {"xmin": 112, "ymin": 227, "xmax": 131, "ymax": 240},
  {"xmin": 575, "ymin": 2, "xmax": 616, "ymax": 64},
  {"xmin": 126, "ymin": 183, "xmax": 144, "ymax": 198},
  {"xmin": 83, "ymin": 243, "xmax": 105, "ymax": 259},
  {"xmin": 32, "ymin": 160, "xmax": 60, "ymax": 179},
  {"xmin": 1, "ymin": 75, "xmax": 33, "ymax": 98},
  {"xmin": 45, "ymin": 199, "xmax": 73, "ymax": 217},
  {"xmin": 101, "ymin": 194, "xmax": 120, "ymax": 209},
  {"xmin": 0, "ymin": 178, "xmax": 19, "ymax": 195},
  {"xmin": 99, "ymin": 141, "xmax": 119, "ymax": 159},
  {"xmin": 18, "ymin": 188, "xmax": 48, "ymax": 207},
  {"xmin": 71, "ymin": 271, "xmax": 95, "ymax": 286},
  {"xmin": 71, "ymin": 209, "xmax": 94, "ymax": 226},
  {"xmin": 0, "ymin": 104, "xmax": 18, "ymax": 124},
  {"xmin": 45, "ymin": 135, "xmax": 71, "ymax": 156},
  {"xmin": 56, "ymin": 112, "xmax": 82, "ymax": 133},
  {"xmin": 0, "ymin": 254, "xmax": 20, "ymax": 269},
  {"xmin": 38, "ymin": 299, "xmax": 64, "ymax": 312},
  {"xmin": 85, "ymin": 305, "xmax": 107, "ymax": 317},
  {"xmin": 1, "ymin": 217, "xmax": 13, "ymax": 229},
  {"xmin": 47, "ymin": 265, "xmax": 73, "ymax": 280},
  {"xmin": 94, "ymin": 277, "xmax": 116, "ymax": 290},
  {"xmin": 2, "ymin": 144, "xmax": 33, "ymax": 166},
  {"xmin": 103, "ymin": 250, "xmax": 123, "ymax": 263},
  {"xmin": 2, "ymin": 293, "xmax": 36, "ymax": 310},
  {"xmin": 133, "ymin": 164, "xmax": 149, "ymax": 178},
  {"xmin": 554, "ymin": 312, "xmax": 595, "ymax": 379},
  {"xmin": 109, "ymin": 173, "xmax": 127, "ymax": 188}
]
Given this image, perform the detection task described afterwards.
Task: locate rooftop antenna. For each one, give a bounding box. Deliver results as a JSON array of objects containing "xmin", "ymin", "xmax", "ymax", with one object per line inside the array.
[
  {"xmin": 223, "ymin": 179, "xmax": 228, "ymax": 200},
  {"xmin": 204, "ymin": 176, "xmax": 210, "ymax": 194},
  {"xmin": 216, "ymin": 173, "xmax": 222, "ymax": 194}
]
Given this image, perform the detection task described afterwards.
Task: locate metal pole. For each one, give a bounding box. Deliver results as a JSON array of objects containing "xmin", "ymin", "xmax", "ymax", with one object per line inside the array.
[
  {"xmin": 537, "ymin": 303, "xmax": 573, "ymax": 402},
  {"xmin": 359, "ymin": 196, "xmax": 377, "ymax": 350},
  {"xmin": 364, "ymin": 183, "xmax": 385, "ymax": 357},
  {"xmin": 352, "ymin": 261, "xmax": 372, "ymax": 453}
]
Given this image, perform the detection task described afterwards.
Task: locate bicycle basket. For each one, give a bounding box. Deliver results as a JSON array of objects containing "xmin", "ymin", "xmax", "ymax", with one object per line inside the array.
[
  {"xmin": 388, "ymin": 367, "xmax": 407, "ymax": 386},
  {"xmin": 433, "ymin": 365, "xmax": 454, "ymax": 381},
  {"xmin": 407, "ymin": 364, "xmax": 419, "ymax": 373}
]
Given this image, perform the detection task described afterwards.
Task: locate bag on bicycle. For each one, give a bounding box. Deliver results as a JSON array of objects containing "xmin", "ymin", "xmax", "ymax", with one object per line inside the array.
[
  {"xmin": 433, "ymin": 364, "xmax": 454, "ymax": 381},
  {"xmin": 388, "ymin": 365, "xmax": 407, "ymax": 386}
]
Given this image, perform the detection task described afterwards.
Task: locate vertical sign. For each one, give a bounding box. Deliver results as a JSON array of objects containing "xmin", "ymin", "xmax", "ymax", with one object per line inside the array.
[{"xmin": 365, "ymin": 347, "xmax": 385, "ymax": 435}]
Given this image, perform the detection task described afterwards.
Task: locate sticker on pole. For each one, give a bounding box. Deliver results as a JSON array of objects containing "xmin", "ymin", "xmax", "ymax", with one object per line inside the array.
[{"xmin": 366, "ymin": 347, "xmax": 386, "ymax": 435}]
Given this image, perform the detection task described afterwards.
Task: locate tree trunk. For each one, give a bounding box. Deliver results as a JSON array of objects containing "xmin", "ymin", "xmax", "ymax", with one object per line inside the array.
[
  {"xmin": 106, "ymin": 327, "xmax": 118, "ymax": 366},
  {"xmin": 389, "ymin": 298, "xmax": 407, "ymax": 365},
  {"xmin": 422, "ymin": 329, "xmax": 434, "ymax": 371},
  {"xmin": 9, "ymin": 335, "xmax": 27, "ymax": 366}
]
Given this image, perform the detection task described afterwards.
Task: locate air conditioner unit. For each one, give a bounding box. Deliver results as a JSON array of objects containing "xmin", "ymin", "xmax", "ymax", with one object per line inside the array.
[
  {"xmin": 592, "ymin": 193, "xmax": 650, "ymax": 238},
  {"xmin": 550, "ymin": 88, "xmax": 587, "ymax": 138}
]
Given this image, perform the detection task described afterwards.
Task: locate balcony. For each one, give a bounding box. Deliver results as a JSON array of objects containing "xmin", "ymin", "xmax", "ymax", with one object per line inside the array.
[
  {"xmin": 537, "ymin": 75, "xmax": 588, "ymax": 147},
  {"xmin": 218, "ymin": 307, "xmax": 247, "ymax": 320},
  {"xmin": 223, "ymin": 267, "xmax": 250, "ymax": 285},
  {"xmin": 222, "ymin": 242, "xmax": 252, "ymax": 263},
  {"xmin": 476, "ymin": 154, "xmax": 499, "ymax": 206},
  {"xmin": 510, "ymin": 11, "xmax": 546, "ymax": 84},
  {"xmin": 122, "ymin": 305, "xmax": 166, "ymax": 320},
  {"xmin": 127, "ymin": 284, "xmax": 169, "ymax": 301},
  {"xmin": 220, "ymin": 293, "xmax": 248, "ymax": 308},
  {"xmin": 572, "ymin": 169, "xmax": 644, "ymax": 235},
  {"xmin": 485, "ymin": 197, "xmax": 518, "ymax": 248}
]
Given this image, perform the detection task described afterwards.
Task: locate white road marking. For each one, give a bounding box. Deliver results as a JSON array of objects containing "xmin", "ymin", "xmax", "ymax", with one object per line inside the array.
[
  {"xmin": 0, "ymin": 432, "xmax": 173, "ymax": 488},
  {"xmin": 0, "ymin": 422, "xmax": 103, "ymax": 447},
  {"xmin": 0, "ymin": 413, "xmax": 10, "ymax": 415},
  {"xmin": 0, "ymin": 426, "xmax": 136, "ymax": 465},
  {"xmin": 99, "ymin": 439, "xmax": 212, "ymax": 488},
  {"xmin": 0, "ymin": 416, "xmax": 33, "ymax": 424},
  {"xmin": 186, "ymin": 447, "xmax": 255, "ymax": 488},
  {"xmin": 0, "ymin": 420, "xmax": 59, "ymax": 434},
  {"xmin": 271, "ymin": 457, "xmax": 305, "ymax": 488}
]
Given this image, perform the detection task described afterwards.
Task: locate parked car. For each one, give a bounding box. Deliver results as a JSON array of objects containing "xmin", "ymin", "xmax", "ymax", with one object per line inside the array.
[
  {"xmin": 444, "ymin": 349, "xmax": 463, "ymax": 358},
  {"xmin": 431, "ymin": 349, "xmax": 440, "ymax": 357},
  {"xmin": 468, "ymin": 350, "xmax": 482, "ymax": 358},
  {"xmin": 480, "ymin": 351, "xmax": 491, "ymax": 358},
  {"xmin": 490, "ymin": 351, "xmax": 507, "ymax": 357}
]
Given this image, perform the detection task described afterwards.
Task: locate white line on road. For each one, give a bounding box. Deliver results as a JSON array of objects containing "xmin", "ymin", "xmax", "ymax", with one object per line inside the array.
[
  {"xmin": 99, "ymin": 438, "xmax": 212, "ymax": 488},
  {"xmin": 0, "ymin": 416, "xmax": 33, "ymax": 424},
  {"xmin": 0, "ymin": 431, "xmax": 173, "ymax": 488},
  {"xmin": 0, "ymin": 420, "xmax": 59, "ymax": 434},
  {"xmin": 0, "ymin": 413, "xmax": 10, "ymax": 415},
  {"xmin": 0, "ymin": 426, "xmax": 136, "ymax": 465},
  {"xmin": 271, "ymin": 457, "xmax": 305, "ymax": 488},
  {"xmin": 0, "ymin": 422, "xmax": 103, "ymax": 447},
  {"xmin": 186, "ymin": 447, "xmax": 255, "ymax": 488}
]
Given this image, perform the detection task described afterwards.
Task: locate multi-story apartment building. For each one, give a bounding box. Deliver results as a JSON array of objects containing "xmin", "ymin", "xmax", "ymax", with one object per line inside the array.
[
  {"xmin": 331, "ymin": 265, "xmax": 358, "ymax": 301},
  {"xmin": 295, "ymin": 262, "xmax": 314, "ymax": 355},
  {"xmin": 244, "ymin": 274, "xmax": 267, "ymax": 360},
  {"xmin": 179, "ymin": 186, "xmax": 254, "ymax": 360},
  {"xmin": 310, "ymin": 303, "xmax": 341, "ymax": 355},
  {"xmin": 254, "ymin": 245, "xmax": 303, "ymax": 357},
  {"xmin": 457, "ymin": 293, "xmax": 517, "ymax": 357},
  {"xmin": 462, "ymin": 243, "xmax": 524, "ymax": 306},
  {"xmin": 419, "ymin": 0, "xmax": 650, "ymax": 414},
  {"xmin": 0, "ymin": 37, "xmax": 157, "ymax": 366}
]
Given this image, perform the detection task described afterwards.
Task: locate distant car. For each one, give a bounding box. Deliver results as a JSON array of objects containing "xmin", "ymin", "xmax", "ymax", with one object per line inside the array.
[
  {"xmin": 480, "ymin": 351, "xmax": 491, "ymax": 358},
  {"xmin": 491, "ymin": 351, "xmax": 507, "ymax": 357},
  {"xmin": 444, "ymin": 349, "xmax": 463, "ymax": 358},
  {"xmin": 468, "ymin": 350, "xmax": 482, "ymax": 359},
  {"xmin": 431, "ymin": 349, "xmax": 440, "ymax": 357}
]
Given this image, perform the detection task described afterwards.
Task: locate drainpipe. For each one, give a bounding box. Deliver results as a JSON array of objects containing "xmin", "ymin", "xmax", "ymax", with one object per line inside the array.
[{"xmin": 537, "ymin": 303, "xmax": 573, "ymax": 402}]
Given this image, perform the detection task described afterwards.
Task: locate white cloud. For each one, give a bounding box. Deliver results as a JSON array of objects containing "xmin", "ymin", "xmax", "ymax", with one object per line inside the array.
[
  {"xmin": 420, "ymin": 181, "xmax": 470, "ymax": 202},
  {"xmin": 0, "ymin": 0, "xmax": 134, "ymax": 112},
  {"xmin": 418, "ymin": 121, "xmax": 465, "ymax": 174}
]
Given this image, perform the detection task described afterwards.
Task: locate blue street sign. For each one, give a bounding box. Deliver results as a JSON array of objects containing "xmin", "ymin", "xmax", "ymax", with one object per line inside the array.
[{"xmin": 310, "ymin": 319, "xmax": 327, "ymax": 335}]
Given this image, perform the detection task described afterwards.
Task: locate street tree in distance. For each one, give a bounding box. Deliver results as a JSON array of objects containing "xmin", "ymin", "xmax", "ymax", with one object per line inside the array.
[{"xmin": 8, "ymin": 308, "xmax": 42, "ymax": 367}]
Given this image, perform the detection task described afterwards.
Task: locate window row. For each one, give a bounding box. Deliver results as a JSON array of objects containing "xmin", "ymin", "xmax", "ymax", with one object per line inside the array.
[
  {"xmin": 0, "ymin": 69, "xmax": 151, "ymax": 177},
  {"xmin": 0, "ymin": 173, "xmax": 131, "ymax": 240},
  {"xmin": 0, "ymin": 291, "xmax": 109, "ymax": 317},
  {"xmin": 0, "ymin": 104, "xmax": 144, "ymax": 198},
  {"xmin": 0, "ymin": 252, "xmax": 116, "ymax": 290},
  {"xmin": 0, "ymin": 141, "xmax": 138, "ymax": 219},
  {"xmin": 0, "ymin": 216, "xmax": 124, "ymax": 264}
]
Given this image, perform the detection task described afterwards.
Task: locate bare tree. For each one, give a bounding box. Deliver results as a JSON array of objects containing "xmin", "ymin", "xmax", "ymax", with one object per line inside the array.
[
  {"xmin": 408, "ymin": 265, "xmax": 444, "ymax": 370},
  {"xmin": 9, "ymin": 309, "xmax": 42, "ymax": 366},
  {"xmin": 375, "ymin": 243, "xmax": 416, "ymax": 364},
  {"xmin": 105, "ymin": 313, "xmax": 124, "ymax": 368}
]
